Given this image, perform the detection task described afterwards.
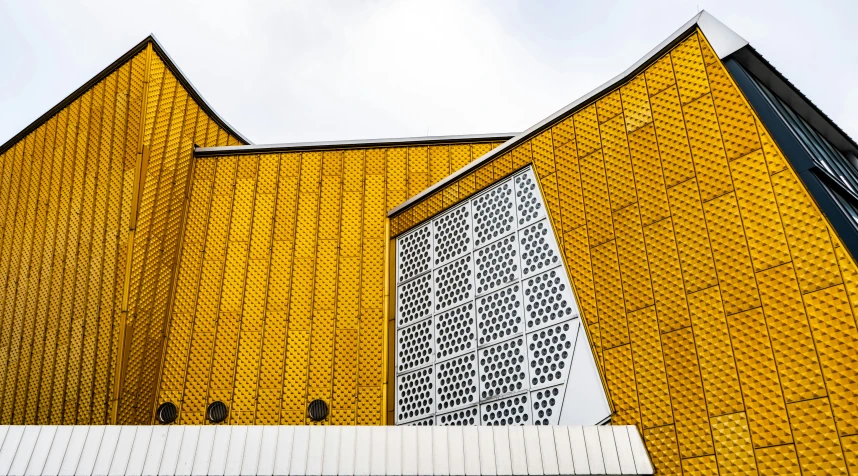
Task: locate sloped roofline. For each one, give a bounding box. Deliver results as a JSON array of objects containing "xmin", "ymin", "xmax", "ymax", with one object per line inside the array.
[
  {"xmin": 729, "ymin": 46, "xmax": 858, "ymax": 156},
  {"xmin": 0, "ymin": 34, "xmax": 251, "ymax": 156},
  {"xmin": 387, "ymin": 10, "xmax": 747, "ymax": 217},
  {"xmin": 193, "ymin": 132, "xmax": 518, "ymax": 157}
]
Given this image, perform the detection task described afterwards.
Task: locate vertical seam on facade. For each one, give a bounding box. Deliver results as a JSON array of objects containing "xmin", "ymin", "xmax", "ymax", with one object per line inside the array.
[
  {"xmin": 133, "ymin": 66, "xmax": 180, "ymax": 421},
  {"xmin": 76, "ymin": 74, "xmax": 116, "ymax": 424},
  {"xmin": 201, "ymin": 153, "xmax": 240, "ymax": 422},
  {"xmin": 148, "ymin": 90, "xmax": 198, "ymax": 415},
  {"xmin": 42, "ymin": 104, "xmax": 78, "ymax": 423},
  {"xmin": 73, "ymin": 78, "xmax": 111, "ymax": 424},
  {"xmin": 638, "ymin": 63, "xmax": 681, "ymax": 437},
  {"xmin": 303, "ymin": 150, "xmax": 324, "ymax": 421},
  {"xmin": 177, "ymin": 154, "xmax": 216, "ymax": 425},
  {"xmin": 0, "ymin": 133, "xmax": 37, "ymax": 418},
  {"xmin": 276, "ymin": 151, "xmax": 305, "ymax": 424},
  {"xmin": 30, "ymin": 108, "xmax": 66, "ymax": 423},
  {"xmin": 691, "ymin": 34, "xmax": 761, "ymax": 462},
  {"xmin": 229, "ymin": 152, "xmax": 261, "ymax": 423},
  {"xmin": 10, "ymin": 114, "xmax": 52, "ymax": 423},
  {"xmin": 154, "ymin": 100, "xmax": 206, "ymax": 421},
  {"xmin": 327, "ymin": 151, "xmax": 346, "ymax": 423},
  {"xmin": 59, "ymin": 86, "xmax": 100, "ymax": 424},
  {"xmin": 353, "ymin": 148, "xmax": 366, "ymax": 423},
  {"xmin": 112, "ymin": 43, "xmax": 152, "ymax": 423},
  {"xmin": 665, "ymin": 39, "xmax": 718, "ymax": 460},
  {"xmin": 252, "ymin": 152, "xmax": 284, "ymax": 423}
]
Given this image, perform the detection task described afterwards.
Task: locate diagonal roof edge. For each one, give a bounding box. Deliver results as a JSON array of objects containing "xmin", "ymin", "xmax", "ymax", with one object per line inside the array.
[
  {"xmin": 387, "ymin": 10, "xmax": 747, "ymax": 217},
  {"xmin": 730, "ymin": 46, "xmax": 858, "ymax": 156},
  {"xmin": 194, "ymin": 132, "xmax": 518, "ymax": 157},
  {"xmin": 148, "ymin": 34, "xmax": 251, "ymax": 145},
  {"xmin": 0, "ymin": 34, "xmax": 251, "ymax": 156}
]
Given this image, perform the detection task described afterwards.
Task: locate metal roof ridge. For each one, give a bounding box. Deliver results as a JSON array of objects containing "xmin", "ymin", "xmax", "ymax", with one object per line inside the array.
[
  {"xmin": 194, "ymin": 132, "xmax": 519, "ymax": 156},
  {"xmin": 386, "ymin": 10, "xmax": 748, "ymax": 217},
  {"xmin": 147, "ymin": 34, "xmax": 252, "ymax": 145},
  {"xmin": 0, "ymin": 34, "xmax": 251, "ymax": 156}
]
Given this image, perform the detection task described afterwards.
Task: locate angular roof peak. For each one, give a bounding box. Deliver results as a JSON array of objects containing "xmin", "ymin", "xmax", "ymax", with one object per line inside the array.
[{"xmin": 0, "ymin": 34, "xmax": 250, "ymax": 155}]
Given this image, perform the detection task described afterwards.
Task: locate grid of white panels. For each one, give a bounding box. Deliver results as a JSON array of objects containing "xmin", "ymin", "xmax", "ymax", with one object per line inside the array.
[{"xmin": 395, "ymin": 167, "xmax": 606, "ymax": 426}]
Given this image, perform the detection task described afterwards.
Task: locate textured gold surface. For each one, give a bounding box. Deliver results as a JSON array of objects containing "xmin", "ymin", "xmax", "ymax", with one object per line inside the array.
[
  {"xmin": 2, "ymin": 22, "xmax": 857, "ymax": 474},
  {"xmin": 391, "ymin": 29, "xmax": 858, "ymax": 474},
  {"xmin": 160, "ymin": 139, "xmax": 505, "ymax": 425},
  {"xmin": 0, "ymin": 42, "xmax": 242, "ymax": 424}
]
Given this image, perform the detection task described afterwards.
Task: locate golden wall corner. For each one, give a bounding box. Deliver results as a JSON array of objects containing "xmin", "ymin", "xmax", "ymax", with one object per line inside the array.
[{"xmin": 388, "ymin": 26, "xmax": 858, "ymax": 474}]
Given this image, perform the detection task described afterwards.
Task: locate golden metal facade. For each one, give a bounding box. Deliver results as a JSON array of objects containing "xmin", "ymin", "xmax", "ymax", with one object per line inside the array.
[
  {"xmin": 0, "ymin": 41, "xmax": 242, "ymax": 425},
  {"xmin": 391, "ymin": 30, "xmax": 858, "ymax": 474},
  {"xmin": 158, "ymin": 141, "xmax": 504, "ymax": 426},
  {"xmin": 2, "ymin": 19, "xmax": 856, "ymax": 475}
]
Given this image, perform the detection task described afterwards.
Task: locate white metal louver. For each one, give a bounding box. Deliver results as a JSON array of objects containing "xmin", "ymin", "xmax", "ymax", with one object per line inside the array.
[
  {"xmin": 394, "ymin": 166, "xmax": 611, "ymax": 427},
  {"xmin": 0, "ymin": 424, "xmax": 653, "ymax": 475}
]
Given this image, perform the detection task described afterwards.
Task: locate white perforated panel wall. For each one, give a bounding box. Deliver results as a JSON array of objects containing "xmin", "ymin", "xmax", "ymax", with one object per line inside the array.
[{"xmin": 394, "ymin": 167, "xmax": 611, "ymax": 426}]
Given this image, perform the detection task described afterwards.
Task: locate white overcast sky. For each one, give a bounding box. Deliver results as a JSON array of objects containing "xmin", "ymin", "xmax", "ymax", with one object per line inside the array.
[{"xmin": 1, "ymin": 0, "xmax": 856, "ymax": 146}]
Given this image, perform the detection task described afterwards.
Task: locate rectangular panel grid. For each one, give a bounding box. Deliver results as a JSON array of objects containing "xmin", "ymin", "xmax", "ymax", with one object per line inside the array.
[{"xmin": 394, "ymin": 167, "xmax": 608, "ymax": 426}]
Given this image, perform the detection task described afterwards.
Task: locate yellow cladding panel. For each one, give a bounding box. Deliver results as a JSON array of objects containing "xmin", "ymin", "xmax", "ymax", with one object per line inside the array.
[
  {"xmin": 711, "ymin": 412, "xmax": 757, "ymax": 474},
  {"xmin": 600, "ymin": 115, "xmax": 636, "ymax": 211},
  {"xmin": 628, "ymin": 124, "xmax": 669, "ymax": 226},
  {"xmin": 0, "ymin": 40, "xmax": 245, "ymax": 425},
  {"xmin": 755, "ymin": 444, "xmax": 801, "ymax": 475},
  {"xmin": 604, "ymin": 344, "xmax": 640, "ymax": 426},
  {"xmin": 663, "ymin": 327, "xmax": 713, "ymax": 458},
  {"xmin": 614, "ymin": 204, "xmax": 653, "ymax": 312},
  {"xmin": 651, "ymin": 86, "xmax": 695, "ymax": 188},
  {"xmin": 803, "ymin": 285, "xmax": 858, "ymax": 436},
  {"xmin": 644, "ymin": 426, "xmax": 682, "ymax": 475},
  {"xmin": 756, "ymin": 263, "xmax": 826, "ymax": 403},
  {"xmin": 628, "ymin": 306, "xmax": 672, "ymax": 428},
  {"xmin": 389, "ymin": 28, "xmax": 858, "ymax": 474},
  {"xmin": 788, "ymin": 398, "xmax": 848, "ymax": 474},
  {"xmin": 727, "ymin": 307, "xmax": 792, "ymax": 447},
  {"xmin": 158, "ymin": 137, "xmax": 512, "ymax": 426},
  {"xmin": 687, "ymin": 286, "xmax": 743, "ymax": 417}
]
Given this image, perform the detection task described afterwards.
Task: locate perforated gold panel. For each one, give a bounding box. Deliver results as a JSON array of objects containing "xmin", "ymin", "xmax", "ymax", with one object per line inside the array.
[
  {"xmin": 0, "ymin": 40, "xmax": 243, "ymax": 425},
  {"xmin": 160, "ymin": 140, "xmax": 506, "ymax": 425},
  {"xmin": 391, "ymin": 30, "xmax": 858, "ymax": 474}
]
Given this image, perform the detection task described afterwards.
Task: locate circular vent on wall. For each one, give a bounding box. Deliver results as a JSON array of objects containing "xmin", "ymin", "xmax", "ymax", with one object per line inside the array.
[
  {"xmin": 206, "ymin": 401, "xmax": 228, "ymax": 423},
  {"xmin": 155, "ymin": 402, "xmax": 178, "ymax": 424},
  {"xmin": 307, "ymin": 399, "xmax": 329, "ymax": 421}
]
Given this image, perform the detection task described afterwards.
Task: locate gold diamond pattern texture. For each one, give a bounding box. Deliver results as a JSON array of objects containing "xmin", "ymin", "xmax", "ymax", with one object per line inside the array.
[
  {"xmin": 788, "ymin": 397, "xmax": 848, "ymax": 474},
  {"xmin": 0, "ymin": 34, "xmax": 509, "ymax": 428},
  {"xmin": 711, "ymin": 412, "xmax": 758, "ymax": 474},
  {"xmin": 645, "ymin": 425, "xmax": 682, "ymax": 475},
  {"xmin": 391, "ymin": 29, "xmax": 858, "ymax": 474},
  {"xmin": 687, "ymin": 286, "xmax": 743, "ymax": 417},
  {"xmin": 2, "ymin": 22, "xmax": 858, "ymax": 476},
  {"xmin": 0, "ymin": 42, "xmax": 243, "ymax": 426},
  {"xmin": 164, "ymin": 138, "xmax": 504, "ymax": 426},
  {"xmin": 755, "ymin": 444, "xmax": 802, "ymax": 475}
]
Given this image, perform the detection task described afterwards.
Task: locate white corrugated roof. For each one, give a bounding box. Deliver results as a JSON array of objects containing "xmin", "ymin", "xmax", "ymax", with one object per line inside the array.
[{"xmin": 0, "ymin": 424, "xmax": 652, "ymax": 475}]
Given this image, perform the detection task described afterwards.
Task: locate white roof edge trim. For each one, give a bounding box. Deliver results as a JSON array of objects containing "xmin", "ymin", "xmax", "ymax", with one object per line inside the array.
[
  {"xmin": 696, "ymin": 11, "xmax": 748, "ymax": 58},
  {"xmin": 0, "ymin": 425, "xmax": 654, "ymax": 475},
  {"xmin": 194, "ymin": 132, "xmax": 518, "ymax": 155},
  {"xmin": 388, "ymin": 10, "xmax": 748, "ymax": 218}
]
